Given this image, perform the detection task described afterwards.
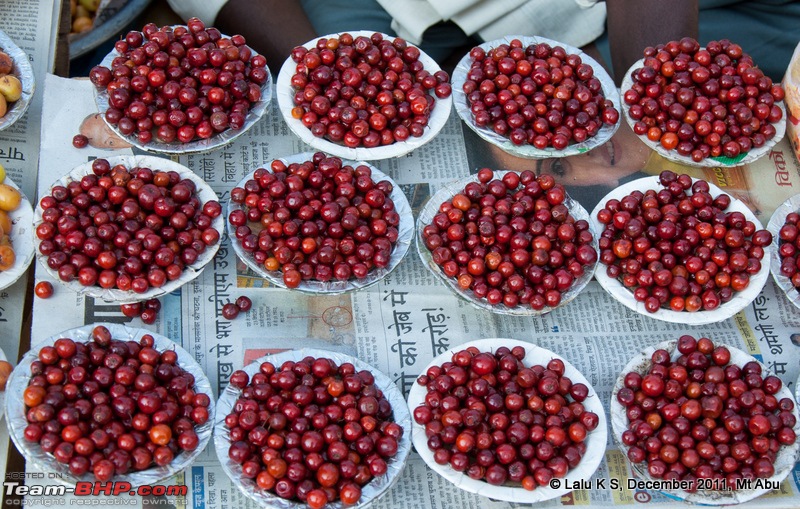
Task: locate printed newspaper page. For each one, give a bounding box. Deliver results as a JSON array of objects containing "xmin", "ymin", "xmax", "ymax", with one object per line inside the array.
[
  {"xmin": 28, "ymin": 74, "xmax": 800, "ymax": 508},
  {"xmin": 0, "ymin": 0, "xmax": 59, "ymax": 496}
]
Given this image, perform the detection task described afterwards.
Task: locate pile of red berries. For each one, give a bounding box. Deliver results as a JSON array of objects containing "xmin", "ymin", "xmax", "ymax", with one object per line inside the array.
[
  {"xmin": 616, "ymin": 335, "xmax": 796, "ymax": 490},
  {"xmin": 596, "ymin": 171, "xmax": 771, "ymax": 313},
  {"xmin": 462, "ymin": 39, "xmax": 619, "ymax": 149},
  {"xmin": 228, "ymin": 153, "xmax": 402, "ymax": 288},
  {"xmin": 777, "ymin": 211, "xmax": 800, "ymax": 290},
  {"xmin": 413, "ymin": 345, "xmax": 600, "ymax": 489},
  {"xmin": 288, "ymin": 32, "xmax": 452, "ymax": 148},
  {"xmin": 224, "ymin": 356, "xmax": 403, "ymax": 509},
  {"xmin": 623, "ymin": 37, "xmax": 784, "ymax": 162},
  {"xmin": 21, "ymin": 325, "xmax": 211, "ymax": 481},
  {"xmin": 89, "ymin": 18, "xmax": 268, "ymax": 145},
  {"xmin": 35, "ymin": 158, "xmax": 222, "ymax": 294},
  {"xmin": 421, "ymin": 168, "xmax": 597, "ymax": 310}
]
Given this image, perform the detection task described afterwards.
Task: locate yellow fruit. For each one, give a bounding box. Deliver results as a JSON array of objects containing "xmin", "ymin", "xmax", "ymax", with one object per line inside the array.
[
  {"xmin": 0, "ymin": 184, "xmax": 20, "ymax": 211},
  {"xmin": 0, "ymin": 52, "xmax": 12, "ymax": 75},
  {"xmin": 0, "ymin": 211, "xmax": 10, "ymax": 235},
  {"xmin": 0, "ymin": 360, "xmax": 12, "ymax": 390},
  {"xmin": 0, "ymin": 163, "xmax": 6, "ymax": 183},
  {"xmin": 78, "ymin": 0, "xmax": 100, "ymax": 12},
  {"xmin": 72, "ymin": 16, "xmax": 93, "ymax": 34},
  {"xmin": 0, "ymin": 75, "xmax": 21, "ymax": 102},
  {"xmin": 0, "ymin": 94, "xmax": 6, "ymax": 118},
  {"xmin": 0, "ymin": 245, "xmax": 14, "ymax": 271}
]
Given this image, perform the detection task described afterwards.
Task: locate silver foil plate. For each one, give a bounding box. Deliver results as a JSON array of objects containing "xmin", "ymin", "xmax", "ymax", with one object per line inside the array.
[
  {"xmin": 227, "ymin": 152, "xmax": 414, "ymax": 294},
  {"xmin": 767, "ymin": 193, "xmax": 800, "ymax": 310},
  {"xmin": 416, "ymin": 170, "xmax": 599, "ymax": 316},
  {"xmin": 0, "ymin": 29, "xmax": 36, "ymax": 132},
  {"xmin": 451, "ymin": 35, "xmax": 621, "ymax": 159},
  {"xmin": 33, "ymin": 155, "xmax": 224, "ymax": 304},
  {"xmin": 5, "ymin": 322, "xmax": 215, "ymax": 487},
  {"xmin": 610, "ymin": 339, "xmax": 800, "ymax": 505},
  {"xmin": 213, "ymin": 347, "xmax": 412, "ymax": 509},
  {"xmin": 0, "ymin": 175, "xmax": 35, "ymax": 292}
]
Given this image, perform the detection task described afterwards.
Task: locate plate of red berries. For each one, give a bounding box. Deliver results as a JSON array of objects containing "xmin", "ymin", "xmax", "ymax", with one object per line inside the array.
[
  {"xmin": 214, "ymin": 347, "xmax": 411, "ymax": 509},
  {"xmin": 276, "ymin": 31, "xmax": 452, "ymax": 161},
  {"xmin": 767, "ymin": 193, "xmax": 800, "ymax": 310},
  {"xmin": 408, "ymin": 338, "xmax": 606, "ymax": 502},
  {"xmin": 417, "ymin": 168, "xmax": 598, "ymax": 315},
  {"xmin": 452, "ymin": 36, "xmax": 621, "ymax": 159},
  {"xmin": 90, "ymin": 19, "xmax": 272, "ymax": 155},
  {"xmin": 590, "ymin": 171, "xmax": 772, "ymax": 324},
  {"xmin": 611, "ymin": 335, "xmax": 800, "ymax": 504},
  {"xmin": 620, "ymin": 37, "xmax": 786, "ymax": 167},
  {"xmin": 34, "ymin": 156, "xmax": 224, "ymax": 303},
  {"xmin": 228, "ymin": 152, "xmax": 413, "ymax": 294},
  {"xmin": 6, "ymin": 323, "xmax": 214, "ymax": 486}
]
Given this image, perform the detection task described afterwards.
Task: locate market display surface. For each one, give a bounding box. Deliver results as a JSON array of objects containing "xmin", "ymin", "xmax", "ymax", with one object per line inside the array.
[{"xmin": 5, "ymin": 12, "xmax": 800, "ymax": 509}]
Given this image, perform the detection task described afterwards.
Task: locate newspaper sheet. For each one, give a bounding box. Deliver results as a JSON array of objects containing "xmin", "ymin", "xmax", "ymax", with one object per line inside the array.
[
  {"xmin": 24, "ymin": 74, "xmax": 800, "ymax": 508},
  {"xmin": 0, "ymin": 0, "xmax": 59, "ymax": 496}
]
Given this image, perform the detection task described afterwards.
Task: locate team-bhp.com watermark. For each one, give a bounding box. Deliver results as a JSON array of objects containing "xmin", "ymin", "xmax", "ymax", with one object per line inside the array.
[{"xmin": 3, "ymin": 472, "xmax": 187, "ymax": 505}]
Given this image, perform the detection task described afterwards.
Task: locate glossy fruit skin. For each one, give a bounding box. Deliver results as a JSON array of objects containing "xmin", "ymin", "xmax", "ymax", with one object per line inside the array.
[
  {"xmin": 463, "ymin": 38, "xmax": 618, "ymax": 149},
  {"xmin": 235, "ymin": 296, "xmax": 252, "ymax": 311},
  {"xmin": 597, "ymin": 170, "xmax": 769, "ymax": 314},
  {"xmin": 414, "ymin": 346, "xmax": 597, "ymax": 490},
  {"xmin": 422, "ymin": 168, "xmax": 596, "ymax": 311},
  {"xmin": 225, "ymin": 356, "xmax": 401, "ymax": 507},
  {"xmin": 221, "ymin": 303, "xmax": 239, "ymax": 320},
  {"xmin": 22, "ymin": 325, "xmax": 210, "ymax": 482},
  {"xmin": 618, "ymin": 335, "xmax": 796, "ymax": 489},
  {"xmin": 290, "ymin": 33, "xmax": 450, "ymax": 148},
  {"xmin": 90, "ymin": 18, "xmax": 268, "ymax": 145},
  {"xmin": 72, "ymin": 135, "xmax": 89, "ymax": 149},
  {"xmin": 35, "ymin": 281, "xmax": 54, "ymax": 299},
  {"xmin": 623, "ymin": 38, "xmax": 783, "ymax": 161},
  {"xmin": 228, "ymin": 153, "xmax": 400, "ymax": 287}
]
